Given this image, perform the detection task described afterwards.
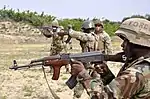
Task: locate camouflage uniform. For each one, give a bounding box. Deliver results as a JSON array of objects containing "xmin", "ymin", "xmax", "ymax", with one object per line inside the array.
[
  {"xmin": 93, "ymin": 20, "xmax": 114, "ymax": 86},
  {"xmin": 41, "ymin": 20, "xmax": 63, "ymax": 55},
  {"xmin": 49, "ymin": 33, "xmax": 65, "ymax": 55},
  {"xmin": 69, "ymin": 20, "xmax": 98, "ymax": 52},
  {"xmin": 42, "ymin": 20, "xmax": 68, "ymax": 72},
  {"xmin": 93, "ymin": 31, "xmax": 112, "ymax": 54},
  {"xmin": 88, "ymin": 57, "xmax": 150, "ymax": 99},
  {"xmin": 49, "ymin": 22, "xmax": 65, "ymax": 55},
  {"xmin": 94, "ymin": 20, "xmax": 112, "ymax": 54},
  {"xmin": 76, "ymin": 18, "xmax": 150, "ymax": 99}
]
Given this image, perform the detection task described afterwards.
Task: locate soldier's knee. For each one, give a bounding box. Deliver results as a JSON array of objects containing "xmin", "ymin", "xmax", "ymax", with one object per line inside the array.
[
  {"xmin": 74, "ymin": 94, "xmax": 81, "ymax": 98},
  {"xmin": 73, "ymin": 89, "xmax": 83, "ymax": 98}
]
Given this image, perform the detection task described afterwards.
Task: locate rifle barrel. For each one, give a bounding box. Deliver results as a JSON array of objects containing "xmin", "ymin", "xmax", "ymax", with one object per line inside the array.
[
  {"xmin": 9, "ymin": 63, "xmax": 43, "ymax": 70},
  {"xmin": 31, "ymin": 55, "xmax": 61, "ymax": 63}
]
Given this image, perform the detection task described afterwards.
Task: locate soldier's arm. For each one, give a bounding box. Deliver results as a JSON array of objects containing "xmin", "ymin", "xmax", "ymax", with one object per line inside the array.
[
  {"xmin": 42, "ymin": 29, "xmax": 54, "ymax": 38},
  {"xmin": 77, "ymin": 66, "xmax": 146, "ymax": 99},
  {"xmin": 69, "ymin": 30, "xmax": 96, "ymax": 42}
]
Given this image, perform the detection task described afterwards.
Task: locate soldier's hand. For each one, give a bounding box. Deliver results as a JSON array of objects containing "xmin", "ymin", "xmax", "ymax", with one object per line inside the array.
[
  {"xmin": 67, "ymin": 29, "xmax": 72, "ymax": 34},
  {"xmin": 57, "ymin": 32, "xmax": 68, "ymax": 36},
  {"xmin": 67, "ymin": 25, "xmax": 73, "ymax": 34},
  {"xmin": 70, "ymin": 59, "xmax": 85, "ymax": 76},
  {"xmin": 42, "ymin": 30, "xmax": 53, "ymax": 38}
]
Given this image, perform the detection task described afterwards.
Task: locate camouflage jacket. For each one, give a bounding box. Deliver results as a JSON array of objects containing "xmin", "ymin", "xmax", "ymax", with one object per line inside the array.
[
  {"xmin": 94, "ymin": 31, "xmax": 113, "ymax": 54},
  {"xmin": 41, "ymin": 28, "xmax": 66, "ymax": 55},
  {"xmin": 78, "ymin": 56, "xmax": 150, "ymax": 99},
  {"xmin": 50, "ymin": 34, "xmax": 65, "ymax": 55},
  {"xmin": 69, "ymin": 30, "xmax": 98, "ymax": 52}
]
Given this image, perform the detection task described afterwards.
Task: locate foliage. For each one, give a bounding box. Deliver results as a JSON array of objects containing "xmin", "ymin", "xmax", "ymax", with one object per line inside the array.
[
  {"xmin": 58, "ymin": 18, "xmax": 84, "ymax": 31},
  {"xmin": 103, "ymin": 20, "xmax": 120, "ymax": 36},
  {"xmin": 0, "ymin": 6, "xmax": 56, "ymax": 26},
  {"xmin": 0, "ymin": 6, "xmax": 149, "ymax": 36}
]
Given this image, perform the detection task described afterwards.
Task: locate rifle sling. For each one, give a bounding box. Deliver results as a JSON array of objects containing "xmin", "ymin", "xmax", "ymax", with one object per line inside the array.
[{"xmin": 42, "ymin": 66, "xmax": 60, "ymax": 99}]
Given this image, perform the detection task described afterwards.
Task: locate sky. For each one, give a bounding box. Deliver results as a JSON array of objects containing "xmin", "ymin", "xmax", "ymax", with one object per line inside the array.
[{"xmin": 0, "ymin": 0, "xmax": 150, "ymax": 21}]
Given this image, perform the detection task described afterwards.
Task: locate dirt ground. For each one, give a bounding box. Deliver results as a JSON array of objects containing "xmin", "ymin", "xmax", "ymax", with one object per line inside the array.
[{"xmin": 0, "ymin": 36, "xmax": 123, "ymax": 99}]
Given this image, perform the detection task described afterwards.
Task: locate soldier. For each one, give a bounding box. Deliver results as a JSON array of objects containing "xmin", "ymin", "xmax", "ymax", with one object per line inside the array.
[
  {"xmin": 70, "ymin": 18, "xmax": 150, "ymax": 99},
  {"xmin": 69, "ymin": 20, "xmax": 97, "ymax": 52},
  {"xmin": 67, "ymin": 20, "xmax": 98, "ymax": 99},
  {"xmin": 94, "ymin": 19, "xmax": 112, "ymax": 54},
  {"xmin": 42, "ymin": 20, "xmax": 68, "ymax": 73},
  {"xmin": 49, "ymin": 20, "xmax": 64, "ymax": 55},
  {"xmin": 93, "ymin": 19, "xmax": 114, "ymax": 86}
]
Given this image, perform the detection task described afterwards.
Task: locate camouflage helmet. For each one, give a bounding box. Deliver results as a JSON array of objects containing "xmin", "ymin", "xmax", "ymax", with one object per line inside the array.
[
  {"xmin": 51, "ymin": 20, "xmax": 59, "ymax": 27},
  {"xmin": 81, "ymin": 20, "xmax": 95, "ymax": 30},
  {"xmin": 68, "ymin": 24, "xmax": 73, "ymax": 29},
  {"xmin": 115, "ymin": 18, "xmax": 150, "ymax": 47},
  {"xmin": 60, "ymin": 26, "xmax": 64, "ymax": 30},
  {"xmin": 94, "ymin": 19, "xmax": 104, "ymax": 27}
]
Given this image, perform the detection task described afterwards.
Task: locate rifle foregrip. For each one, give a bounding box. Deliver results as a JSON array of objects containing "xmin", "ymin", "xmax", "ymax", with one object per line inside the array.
[{"xmin": 52, "ymin": 66, "xmax": 61, "ymax": 80}]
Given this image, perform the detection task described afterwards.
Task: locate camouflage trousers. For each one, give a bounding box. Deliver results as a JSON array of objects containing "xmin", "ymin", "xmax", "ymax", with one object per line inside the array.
[
  {"xmin": 73, "ymin": 69, "xmax": 94, "ymax": 99},
  {"xmin": 73, "ymin": 82, "xmax": 84, "ymax": 99}
]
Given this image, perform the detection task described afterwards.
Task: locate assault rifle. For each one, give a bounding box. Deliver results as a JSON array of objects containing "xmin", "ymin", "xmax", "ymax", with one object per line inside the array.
[
  {"xmin": 9, "ymin": 51, "xmax": 124, "ymax": 89},
  {"xmin": 37, "ymin": 26, "xmax": 53, "ymax": 30}
]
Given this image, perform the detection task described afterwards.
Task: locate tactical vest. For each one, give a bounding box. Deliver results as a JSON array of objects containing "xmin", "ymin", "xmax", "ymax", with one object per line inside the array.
[
  {"xmin": 94, "ymin": 33, "xmax": 106, "ymax": 53},
  {"xmin": 79, "ymin": 32, "xmax": 97, "ymax": 52}
]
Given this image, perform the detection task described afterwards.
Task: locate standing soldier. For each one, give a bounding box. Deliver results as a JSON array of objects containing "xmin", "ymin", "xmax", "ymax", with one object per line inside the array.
[
  {"xmin": 68, "ymin": 20, "xmax": 114, "ymax": 99},
  {"xmin": 94, "ymin": 19, "xmax": 112, "ymax": 54},
  {"xmin": 49, "ymin": 20, "xmax": 64, "ymax": 55},
  {"xmin": 42, "ymin": 20, "xmax": 69, "ymax": 73},
  {"xmin": 71, "ymin": 20, "xmax": 97, "ymax": 52},
  {"xmin": 93, "ymin": 19, "xmax": 114, "ymax": 86},
  {"xmin": 70, "ymin": 18, "xmax": 150, "ymax": 99},
  {"xmin": 67, "ymin": 20, "xmax": 98, "ymax": 99}
]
